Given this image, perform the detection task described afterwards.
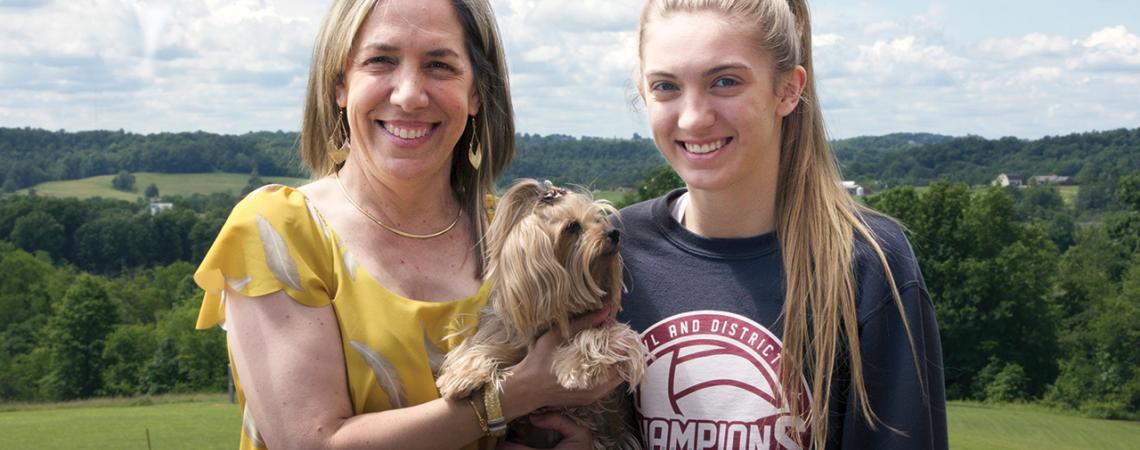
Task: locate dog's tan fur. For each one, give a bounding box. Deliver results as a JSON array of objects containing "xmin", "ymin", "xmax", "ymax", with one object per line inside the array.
[{"xmin": 436, "ymin": 179, "xmax": 646, "ymax": 450}]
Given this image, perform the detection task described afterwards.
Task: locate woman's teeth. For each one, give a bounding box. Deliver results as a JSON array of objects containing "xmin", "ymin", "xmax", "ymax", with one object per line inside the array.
[
  {"xmin": 684, "ymin": 139, "xmax": 727, "ymax": 154},
  {"xmin": 383, "ymin": 123, "xmax": 430, "ymax": 139}
]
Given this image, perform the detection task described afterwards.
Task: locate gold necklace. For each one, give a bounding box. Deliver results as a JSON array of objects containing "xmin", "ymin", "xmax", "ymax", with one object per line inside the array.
[{"xmin": 335, "ymin": 172, "xmax": 461, "ymax": 239}]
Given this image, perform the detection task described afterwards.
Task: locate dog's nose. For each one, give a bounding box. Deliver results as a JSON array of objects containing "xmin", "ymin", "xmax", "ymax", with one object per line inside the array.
[{"xmin": 607, "ymin": 229, "xmax": 621, "ymax": 244}]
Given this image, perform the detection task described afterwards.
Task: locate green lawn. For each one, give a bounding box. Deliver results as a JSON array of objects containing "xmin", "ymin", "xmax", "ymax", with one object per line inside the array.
[
  {"xmin": 2, "ymin": 398, "xmax": 1138, "ymax": 449},
  {"xmin": 21, "ymin": 173, "xmax": 310, "ymax": 201},
  {"xmin": 949, "ymin": 401, "xmax": 1140, "ymax": 450},
  {"xmin": 0, "ymin": 394, "xmax": 240, "ymax": 449},
  {"xmin": 1058, "ymin": 185, "xmax": 1079, "ymax": 207}
]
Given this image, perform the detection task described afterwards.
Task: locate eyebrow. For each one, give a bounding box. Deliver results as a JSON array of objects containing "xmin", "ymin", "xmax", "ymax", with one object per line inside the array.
[
  {"xmin": 644, "ymin": 63, "xmax": 750, "ymax": 79},
  {"xmin": 703, "ymin": 63, "xmax": 749, "ymax": 77},
  {"xmin": 360, "ymin": 44, "xmax": 460, "ymax": 59}
]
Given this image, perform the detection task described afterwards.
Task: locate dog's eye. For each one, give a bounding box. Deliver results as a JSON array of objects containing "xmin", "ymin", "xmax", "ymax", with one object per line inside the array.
[{"xmin": 564, "ymin": 221, "xmax": 582, "ymax": 234}]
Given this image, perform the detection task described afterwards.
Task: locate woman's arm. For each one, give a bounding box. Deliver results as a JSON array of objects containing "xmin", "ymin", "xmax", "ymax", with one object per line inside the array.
[{"xmin": 226, "ymin": 289, "xmax": 620, "ymax": 450}]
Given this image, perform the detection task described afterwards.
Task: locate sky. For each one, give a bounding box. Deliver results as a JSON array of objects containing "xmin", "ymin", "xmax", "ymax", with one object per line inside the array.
[{"xmin": 0, "ymin": 0, "xmax": 1137, "ymax": 140}]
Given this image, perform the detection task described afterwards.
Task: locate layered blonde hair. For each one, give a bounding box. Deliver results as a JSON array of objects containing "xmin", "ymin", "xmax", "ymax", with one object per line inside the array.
[
  {"xmin": 299, "ymin": 0, "xmax": 515, "ymax": 272},
  {"xmin": 637, "ymin": 0, "xmax": 919, "ymax": 447}
]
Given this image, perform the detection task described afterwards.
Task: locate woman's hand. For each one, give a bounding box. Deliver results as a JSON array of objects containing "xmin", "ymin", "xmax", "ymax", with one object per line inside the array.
[
  {"xmin": 498, "ymin": 414, "xmax": 594, "ymax": 450},
  {"xmin": 499, "ymin": 306, "xmax": 624, "ymax": 420}
]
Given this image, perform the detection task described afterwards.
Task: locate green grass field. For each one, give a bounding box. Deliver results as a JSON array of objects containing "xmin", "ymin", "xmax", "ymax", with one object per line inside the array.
[
  {"xmin": 20, "ymin": 173, "xmax": 310, "ymax": 201},
  {"xmin": 0, "ymin": 394, "xmax": 240, "ymax": 449},
  {"xmin": 1, "ymin": 398, "xmax": 1137, "ymax": 449},
  {"xmin": 1058, "ymin": 185, "xmax": 1079, "ymax": 207}
]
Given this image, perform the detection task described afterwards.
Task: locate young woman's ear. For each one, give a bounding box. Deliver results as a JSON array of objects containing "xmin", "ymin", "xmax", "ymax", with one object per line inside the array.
[{"xmin": 776, "ymin": 65, "xmax": 807, "ymax": 117}]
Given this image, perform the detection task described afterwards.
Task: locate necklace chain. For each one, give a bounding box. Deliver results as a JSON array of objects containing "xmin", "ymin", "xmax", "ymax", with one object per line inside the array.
[{"xmin": 335, "ymin": 172, "xmax": 461, "ymax": 240}]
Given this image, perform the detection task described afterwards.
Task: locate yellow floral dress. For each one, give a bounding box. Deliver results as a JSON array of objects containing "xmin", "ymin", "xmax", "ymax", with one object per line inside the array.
[{"xmin": 194, "ymin": 184, "xmax": 493, "ymax": 450}]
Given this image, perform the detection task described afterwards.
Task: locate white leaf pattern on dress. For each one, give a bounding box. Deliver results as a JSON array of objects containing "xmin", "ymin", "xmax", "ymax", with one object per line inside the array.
[
  {"xmin": 351, "ymin": 340, "xmax": 407, "ymax": 408},
  {"xmin": 256, "ymin": 214, "xmax": 303, "ymax": 291},
  {"xmin": 243, "ymin": 404, "xmax": 266, "ymax": 448},
  {"xmin": 342, "ymin": 249, "xmax": 359, "ymax": 281},
  {"xmin": 304, "ymin": 196, "xmax": 333, "ymax": 242},
  {"xmin": 226, "ymin": 276, "xmax": 252, "ymax": 293}
]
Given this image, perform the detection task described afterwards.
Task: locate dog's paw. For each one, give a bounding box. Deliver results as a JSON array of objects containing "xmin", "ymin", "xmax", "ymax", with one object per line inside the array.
[
  {"xmin": 436, "ymin": 353, "xmax": 495, "ymax": 399},
  {"xmin": 552, "ymin": 351, "xmax": 609, "ymax": 390}
]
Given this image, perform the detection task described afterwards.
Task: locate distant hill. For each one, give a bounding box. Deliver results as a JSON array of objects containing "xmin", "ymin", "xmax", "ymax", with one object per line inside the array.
[
  {"xmin": 836, "ymin": 128, "xmax": 1140, "ymax": 187},
  {"xmin": 832, "ymin": 132, "xmax": 956, "ymax": 154},
  {"xmin": 3, "ymin": 127, "xmax": 1137, "ymax": 194}
]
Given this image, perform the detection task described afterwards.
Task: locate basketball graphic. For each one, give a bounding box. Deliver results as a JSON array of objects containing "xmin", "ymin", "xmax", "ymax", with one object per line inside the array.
[{"xmin": 637, "ymin": 311, "xmax": 810, "ymax": 450}]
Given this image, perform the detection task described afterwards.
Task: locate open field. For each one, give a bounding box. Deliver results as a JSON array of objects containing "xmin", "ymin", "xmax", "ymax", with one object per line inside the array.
[
  {"xmin": 948, "ymin": 401, "xmax": 1140, "ymax": 450},
  {"xmin": 1058, "ymin": 185, "xmax": 1079, "ymax": 207},
  {"xmin": 0, "ymin": 394, "xmax": 240, "ymax": 450},
  {"xmin": 1, "ymin": 398, "xmax": 1138, "ymax": 449},
  {"xmin": 20, "ymin": 173, "xmax": 310, "ymax": 201}
]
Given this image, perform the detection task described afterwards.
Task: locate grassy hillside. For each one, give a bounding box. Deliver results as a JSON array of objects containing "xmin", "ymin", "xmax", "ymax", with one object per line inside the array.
[
  {"xmin": 1, "ymin": 398, "xmax": 1138, "ymax": 449},
  {"xmin": 20, "ymin": 172, "xmax": 309, "ymax": 200}
]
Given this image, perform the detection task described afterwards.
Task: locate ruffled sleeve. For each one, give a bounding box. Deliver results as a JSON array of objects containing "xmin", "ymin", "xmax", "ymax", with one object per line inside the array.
[{"xmin": 194, "ymin": 184, "xmax": 336, "ymax": 330}]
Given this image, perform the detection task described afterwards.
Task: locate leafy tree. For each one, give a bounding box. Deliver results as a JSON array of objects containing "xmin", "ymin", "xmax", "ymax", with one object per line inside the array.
[
  {"xmin": 0, "ymin": 245, "xmax": 61, "ymax": 333},
  {"xmin": 41, "ymin": 274, "xmax": 118, "ymax": 400},
  {"xmin": 9, "ymin": 210, "xmax": 65, "ymax": 258},
  {"xmin": 984, "ymin": 362, "xmax": 1030, "ymax": 403},
  {"xmin": 111, "ymin": 170, "xmax": 135, "ymax": 192},
  {"xmin": 144, "ymin": 297, "xmax": 227, "ymax": 394},
  {"xmin": 871, "ymin": 183, "xmax": 1060, "ymax": 400},
  {"xmin": 1117, "ymin": 172, "xmax": 1140, "ymax": 212},
  {"xmin": 619, "ymin": 164, "xmax": 684, "ymax": 207},
  {"xmin": 101, "ymin": 324, "xmax": 156, "ymax": 396},
  {"xmin": 144, "ymin": 183, "xmax": 159, "ymax": 199}
]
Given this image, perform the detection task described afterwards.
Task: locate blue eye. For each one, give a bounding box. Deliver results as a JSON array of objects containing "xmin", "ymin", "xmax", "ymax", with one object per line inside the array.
[
  {"xmin": 713, "ymin": 77, "xmax": 741, "ymax": 88},
  {"xmin": 651, "ymin": 81, "xmax": 678, "ymax": 92}
]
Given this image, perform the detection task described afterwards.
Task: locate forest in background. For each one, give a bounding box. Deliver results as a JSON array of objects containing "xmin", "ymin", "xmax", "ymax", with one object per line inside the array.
[
  {"xmin": 4, "ymin": 127, "xmax": 1139, "ymax": 207},
  {"xmin": 0, "ymin": 127, "xmax": 1138, "ymax": 421}
]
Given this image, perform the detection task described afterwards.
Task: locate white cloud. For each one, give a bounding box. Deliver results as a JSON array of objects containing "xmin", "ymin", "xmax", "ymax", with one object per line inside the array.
[
  {"xmin": 1068, "ymin": 26, "xmax": 1140, "ymax": 71},
  {"xmin": 977, "ymin": 33, "xmax": 1072, "ymax": 60},
  {"xmin": 0, "ymin": 0, "xmax": 1137, "ymax": 142}
]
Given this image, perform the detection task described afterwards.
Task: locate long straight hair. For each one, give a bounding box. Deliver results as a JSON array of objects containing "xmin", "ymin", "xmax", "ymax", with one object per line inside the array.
[
  {"xmin": 299, "ymin": 0, "xmax": 515, "ymax": 274},
  {"xmin": 637, "ymin": 0, "xmax": 919, "ymax": 447}
]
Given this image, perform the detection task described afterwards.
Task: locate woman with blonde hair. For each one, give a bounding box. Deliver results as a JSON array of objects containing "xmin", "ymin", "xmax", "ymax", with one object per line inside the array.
[
  {"xmin": 194, "ymin": 0, "xmax": 618, "ymax": 448},
  {"xmin": 617, "ymin": 0, "xmax": 947, "ymax": 448}
]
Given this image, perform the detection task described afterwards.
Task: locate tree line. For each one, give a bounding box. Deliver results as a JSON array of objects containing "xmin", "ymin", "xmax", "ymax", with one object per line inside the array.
[
  {"xmin": 0, "ymin": 192, "xmax": 241, "ymax": 401},
  {"xmin": 8, "ymin": 126, "xmax": 1136, "ymax": 203}
]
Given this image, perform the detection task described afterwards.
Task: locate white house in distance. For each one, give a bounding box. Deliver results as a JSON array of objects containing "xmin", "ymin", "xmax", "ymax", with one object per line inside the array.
[
  {"xmin": 994, "ymin": 173, "xmax": 1026, "ymax": 187},
  {"xmin": 994, "ymin": 173, "xmax": 1074, "ymax": 187},
  {"xmin": 1031, "ymin": 175, "xmax": 1074, "ymax": 185},
  {"xmin": 148, "ymin": 202, "xmax": 173, "ymax": 215},
  {"xmin": 842, "ymin": 181, "xmax": 865, "ymax": 196}
]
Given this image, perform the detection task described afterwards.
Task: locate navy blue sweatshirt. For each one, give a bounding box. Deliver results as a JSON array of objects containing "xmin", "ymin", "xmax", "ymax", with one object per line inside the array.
[{"xmin": 616, "ymin": 189, "xmax": 947, "ymax": 450}]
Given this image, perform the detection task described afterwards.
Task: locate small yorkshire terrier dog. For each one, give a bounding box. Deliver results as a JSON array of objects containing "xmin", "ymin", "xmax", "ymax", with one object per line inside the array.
[{"xmin": 436, "ymin": 179, "xmax": 646, "ymax": 450}]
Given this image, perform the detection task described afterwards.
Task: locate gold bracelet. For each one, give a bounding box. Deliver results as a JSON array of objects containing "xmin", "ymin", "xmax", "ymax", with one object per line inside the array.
[
  {"xmin": 482, "ymin": 386, "xmax": 507, "ymax": 437},
  {"xmin": 467, "ymin": 397, "xmax": 488, "ymax": 435}
]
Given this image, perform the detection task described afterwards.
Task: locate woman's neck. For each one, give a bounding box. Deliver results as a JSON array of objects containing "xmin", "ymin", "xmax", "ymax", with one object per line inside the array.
[
  {"xmin": 336, "ymin": 160, "xmax": 460, "ymax": 231},
  {"xmin": 682, "ymin": 177, "xmax": 778, "ymax": 239}
]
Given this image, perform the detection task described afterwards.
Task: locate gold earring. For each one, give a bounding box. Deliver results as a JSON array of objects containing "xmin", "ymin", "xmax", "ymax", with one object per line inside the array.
[
  {"xmin": 328, "ymin": 109, "xmax": 349, "ymax": 166},
  {"xmin": 467, "ymin": 115, "xmax": 482, "ymax": 171}
]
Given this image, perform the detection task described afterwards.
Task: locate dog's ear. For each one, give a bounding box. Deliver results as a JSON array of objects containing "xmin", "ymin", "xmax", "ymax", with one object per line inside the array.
[
  {"xmin": 493, "ymin": 222, "xmax": 569, "ymax": 341},
  {"xmin": 484, "ymin": 179, "xmax": 545, "ymax": 266}
]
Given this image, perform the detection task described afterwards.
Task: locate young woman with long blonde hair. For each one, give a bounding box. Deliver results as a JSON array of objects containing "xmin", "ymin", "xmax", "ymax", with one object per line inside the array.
[{"xmin": 617, "ymin": 0, "xmax": 947, "ymax": 448}]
